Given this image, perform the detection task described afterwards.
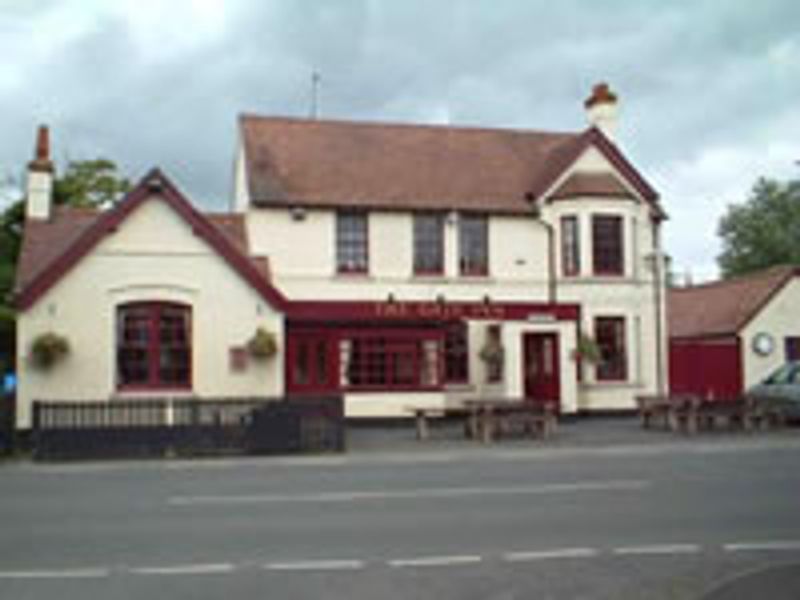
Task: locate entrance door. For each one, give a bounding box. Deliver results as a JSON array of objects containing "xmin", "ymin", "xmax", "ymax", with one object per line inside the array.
[
  {"xmin": 523, "ymin": 333, "xmax": 561, "ymax": 407},
  {"xmin": 287, "ymin": 333, "xmax": 338, "ymax": 394}
]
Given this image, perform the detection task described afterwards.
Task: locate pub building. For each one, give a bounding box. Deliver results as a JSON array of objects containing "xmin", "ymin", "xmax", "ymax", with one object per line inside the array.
[{"xmin": 14, "ymin": 84, "xmax": 668, "ymax": 429}]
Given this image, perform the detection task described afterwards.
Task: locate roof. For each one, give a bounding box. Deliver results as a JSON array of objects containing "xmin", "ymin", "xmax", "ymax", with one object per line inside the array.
[
  {"xmin": 240, "ymin": 115, "xmax": 663, "ymax": 217},
  {"xmin": 548, "ymin": 172, "xmax": 636, "ymax": 201},
  {"xmin": 15, "ymin": 169, "xmax": 285, "ymax": 311},
  {"xmin": 668, "ymin": 265, "xmax": 799, "ymax": 339}
]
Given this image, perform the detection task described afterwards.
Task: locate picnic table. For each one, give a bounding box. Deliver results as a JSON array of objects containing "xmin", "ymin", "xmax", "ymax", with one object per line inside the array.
[
  {"xmin": 407, "ymin": 399, "xmax": 557, "ymax": 443},
  {"xmin": 635, "ymin": 394, "xmax": 783, "ymax": 434}
]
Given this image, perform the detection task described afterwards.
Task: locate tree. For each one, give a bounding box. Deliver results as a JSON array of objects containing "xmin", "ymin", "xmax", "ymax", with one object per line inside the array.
[
  {"xmin": 0, "ymin": 159, "xmax": 130, "ymax": 373},
  {"xmin": 717, "ymin": 177, "xmax": 800, "ymax": 278}
]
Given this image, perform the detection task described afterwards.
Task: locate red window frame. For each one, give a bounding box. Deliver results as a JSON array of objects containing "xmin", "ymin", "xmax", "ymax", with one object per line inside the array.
[
  {"xmin": 444, "ymin": 321, "xmax": 469, "ymax": 384},
  {"xmin": 339, "ymin": 329, "xmax": 443, "ymax": 391},
  {"xmin": 336, "ymin": 211, "xmax": 369, "ymax": 274},
  {"xmin": 592, "ymin": 215, "xmax": 624, "ymax": 276},
  {"xmin": 595, "ymin": 316, "xmax": 627, "ymax": 381},
  {"xmin": 413, "ymin": 213, "xmax": 445, "ymax": 275},
  {"xmin": 786, "ymin": 337, "xmax": 800, "ymax": 362},
  {"xmin": 561, "ymin": 215, "xmax": 581, "ymax": 276},
  {"xmin": 116, "ymin": 302, "xmax": 192, "ymax": 390},
  {"xmin": 459, "ymin": 214, "xmax": 489, "ymax": 276}
]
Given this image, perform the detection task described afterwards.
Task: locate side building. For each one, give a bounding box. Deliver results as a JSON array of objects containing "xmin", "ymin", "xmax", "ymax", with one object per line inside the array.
[{"xmin": 14, "ymin": 83, "xmax": 669, "ymax": 429}]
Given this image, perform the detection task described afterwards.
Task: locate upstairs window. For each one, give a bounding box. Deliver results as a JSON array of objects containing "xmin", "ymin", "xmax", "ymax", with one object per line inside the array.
[
  {"xmin": 117, "ymin": 302, "xmax": 191, "ymax": 389},
  {"xmin": 336, "ymin": 211, "xmax": 368, "ymax": 274},
  {"xmin": 595, "ymin": 316, "xmax": 627, "ymax": 381},
  {"xmin": 459, "ymin": 214, "xmax": 488, "ymax": 276},
  {"xmin": 413, "ymin": 213, "xmax": 445, "ymax": 275},
  {"xmin": 561, "ymin": 215, "xmax": 581, "ymax": 276},
  {"xmin": 592, "ymin": 215, "xmax": 624, "ymax": 276}
]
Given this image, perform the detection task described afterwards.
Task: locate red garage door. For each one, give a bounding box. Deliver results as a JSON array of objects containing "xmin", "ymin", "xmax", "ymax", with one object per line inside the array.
[{"xmin": 669, "ymin": 336, "xmax": 742, "ymax": 400}]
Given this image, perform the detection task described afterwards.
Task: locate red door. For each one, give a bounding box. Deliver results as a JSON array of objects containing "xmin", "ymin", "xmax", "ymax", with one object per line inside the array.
[
  {"xmin": 287, "ymin": 334, "xmax": 338, "ymax": 394},
  {"xmin": 523, "ymin": 333, "xmax": 561, "ymax": 407}
]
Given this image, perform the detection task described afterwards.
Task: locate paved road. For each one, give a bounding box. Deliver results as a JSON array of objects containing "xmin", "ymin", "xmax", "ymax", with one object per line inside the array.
[{"xmin": 2, "ymin": 436, "xmax": 800, "ymax": 599}]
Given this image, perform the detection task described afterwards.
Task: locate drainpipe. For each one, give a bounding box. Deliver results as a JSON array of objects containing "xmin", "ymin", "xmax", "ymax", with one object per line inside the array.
[
  {"xmin": 526, "ymin": 193, "xmax": 557, "ymax": 304},
  {"xmin": 650, "ymin": 220, "xmax": 666, "ymax": 395}
]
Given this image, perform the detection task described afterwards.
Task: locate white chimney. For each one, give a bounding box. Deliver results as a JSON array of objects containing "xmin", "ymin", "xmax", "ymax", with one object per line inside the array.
[
  {"xmin": 584, "ymin": 82, "xmax": 619, "ymax": 141},
  {"xmin": 26, "ymin": 125, "xmax": 54, "ymax": 220}
]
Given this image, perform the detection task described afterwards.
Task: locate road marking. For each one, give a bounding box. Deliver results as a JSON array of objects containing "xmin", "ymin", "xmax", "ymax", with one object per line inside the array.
[
  {"xmin": 504, "ymin": 548, "xmax": 598, "ymax": 562},
  {"xmin": 168, "ymin": 479, "xmax": 649, "ymax": 506},
  {"xmin": 264, "ymin": 560, "xmax": 365, "ymax": 571},
  {"xmin": 723, "ymin": 541, "xmax": 800, "ymax": 553},
  {"xmin": 613, "ymin": 544, "xmax": 701, "ymax": 556},
  {"xmin": 129, "ymin": 563, "xmax": 236, "ymax": 576},
  {"xmin": 389, "ymin": 555, "xmax": 482, "ymax": 568},
  {"xmin": 0, "ymin": 568, "xmax": 110, "ymax": 580}
]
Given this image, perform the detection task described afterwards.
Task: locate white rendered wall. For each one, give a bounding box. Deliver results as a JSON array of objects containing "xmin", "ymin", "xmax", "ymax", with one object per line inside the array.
[
  {"xmin": 741, "ymin": 278, "xmax": 800, "ymax": 388},
  {"xmin": 16, "ymin": 197, "xmax": 284, "ymax": 429}
]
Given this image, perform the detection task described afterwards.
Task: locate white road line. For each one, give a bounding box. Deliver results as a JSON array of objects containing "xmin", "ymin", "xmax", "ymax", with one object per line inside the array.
[
  {"xmin": 388, "ymin": 555, "xmax": 482, "ymax": 568},
  {"xmin": 168, "ymin": 479, "xmax": 649, "ymax": 506},
  {"xmin": 723, "ymin": 541, "xmax": 800, "ymax": 553},
  {"xmin": 264, "ymin": 560, "xmax": 365, "ymax": 571},
  {"xmin": 129, "ymin": 563, "xmax": 236, "ymax": 576},
  {"xmin": 613, "ymin": 544, "xmax": 701, "ymax": 556},
  {"xmin": 504, "ymin": 548, "xmax": 598, "ymax": 562},
  {"xmin": 0, "ymin": 568, "xmax": 110, "ymax": 580}
]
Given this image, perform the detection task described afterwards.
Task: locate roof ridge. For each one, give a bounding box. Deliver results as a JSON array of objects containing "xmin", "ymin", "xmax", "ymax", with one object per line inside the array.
[
  {"xmin": 671, "ymin": 264, "xmax": 796, "ymax": 293},
  {"xmin": 239, "ymin": 112, "xmax": 579, "ymax": 138}
]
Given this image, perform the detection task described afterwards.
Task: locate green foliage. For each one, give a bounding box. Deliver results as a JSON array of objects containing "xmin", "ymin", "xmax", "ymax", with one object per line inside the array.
[
  {"xmin": 574, "ymin": 333, "xmax": 602, "ymax": 363},
  {"xmin": 53, "ymin": 159, "xmax": 131, "ymax": 209},
  {"xmin": 30, "ymin": 332, "xmax": 69, "ymax": 370},
  {"xmin": 0, "ymin": 158, "xmax": 130, "ymax": 372},
  {"xmin": 247, "ymin": 327, "xmax": 278, "ymax": 359},
  {"xmin": 718, "ymin": 177, "xmax": 800, "ymax": 277}
]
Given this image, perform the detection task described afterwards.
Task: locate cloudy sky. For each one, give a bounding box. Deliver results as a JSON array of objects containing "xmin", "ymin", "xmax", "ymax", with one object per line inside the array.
[{"xmin": 1, "ymin": 0, "xmax": 799, "ymax": 279}]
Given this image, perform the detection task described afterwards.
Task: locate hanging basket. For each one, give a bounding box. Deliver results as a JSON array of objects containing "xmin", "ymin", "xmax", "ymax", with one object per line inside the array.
[
  {"xmin": 572, "ymin": 333, "xmax": 602, "ymax": 363},
  {"xmin": 247, "ymin": 327, "xmax": 278, "ymax": 360},
  {"xmin": 30, "ymin": 332, "xmax": 70, "ymax": 370}
]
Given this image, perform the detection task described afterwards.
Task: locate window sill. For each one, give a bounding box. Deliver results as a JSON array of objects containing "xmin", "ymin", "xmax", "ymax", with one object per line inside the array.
[{"xmin": 112, "ymin": 388, "xmax": 195, "ymax": 399}]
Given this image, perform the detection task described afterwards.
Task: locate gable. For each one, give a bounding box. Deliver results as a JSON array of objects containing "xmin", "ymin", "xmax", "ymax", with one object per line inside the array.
[{"xmin": 15, "ymin": 169, "xmax": 286, "ymax": 312}]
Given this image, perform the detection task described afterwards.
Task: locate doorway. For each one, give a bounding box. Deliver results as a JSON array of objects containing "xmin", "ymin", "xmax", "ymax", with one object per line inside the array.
[{"xmin": 523, "ymin": 333, "xmax": 561, "ymax": 407}]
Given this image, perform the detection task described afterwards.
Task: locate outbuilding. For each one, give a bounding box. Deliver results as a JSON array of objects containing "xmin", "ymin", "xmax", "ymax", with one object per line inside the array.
[{"xmin": 668, "ymin": 266, "xmax": 800, "ymax": 399}]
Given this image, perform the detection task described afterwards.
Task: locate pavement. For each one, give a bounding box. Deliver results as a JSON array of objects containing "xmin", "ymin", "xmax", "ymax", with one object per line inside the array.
[{"xmin": 1, "ymin": 417, "xmax": 799, "ymax": 599}]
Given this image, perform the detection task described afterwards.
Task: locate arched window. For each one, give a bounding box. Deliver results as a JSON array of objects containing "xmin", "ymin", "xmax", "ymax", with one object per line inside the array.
[{"xmin": 116, "ymin": 302, "xmax": 192, "ymax": 390}]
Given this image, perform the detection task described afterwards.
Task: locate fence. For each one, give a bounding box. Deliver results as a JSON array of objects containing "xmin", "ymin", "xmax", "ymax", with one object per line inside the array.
[{"xmin": 31, "ymin": 396, "xmax": 345, "ymax": 461}]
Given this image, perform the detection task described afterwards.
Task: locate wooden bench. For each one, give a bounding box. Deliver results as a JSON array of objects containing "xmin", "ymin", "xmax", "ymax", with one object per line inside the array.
[
  {"xmin": 467, "ymin": 400, "xmax": 558, "ymax": 444},
  {"xmin": 635, "ymin": 395, "xmax": 672, "ymax": 429},
  {"xmin": 405, "ymin": 406, "xmax": 471, "ymax": 441}
]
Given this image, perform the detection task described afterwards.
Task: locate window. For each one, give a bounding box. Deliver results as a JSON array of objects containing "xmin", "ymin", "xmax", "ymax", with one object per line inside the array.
[
  {"xmin": 595, "ymin": 316, "xmax": 627, "ymax": 381},
  {"xmin": 413, "ymin": 213, "xmax": 445, "ymax": 275},
  {"xmin": 117, "ymin": 303, "xmax": 191, "ymax": 389},
  {"xmin": 336, "ymin": 211, "xmax": 368, "ymax": 273},
  {"xmin": 444, "ymin": 322, "xmax": 469, "ymax": 383},
  {"xmin": 459, "ymin": 214, "xmax": 488, "ymax": 276},
  {"xmin": 485, "ymin": 324, "xmax": 503, "ymax": 383},
  {"xmin": 786, "ymin": 337, "xmax": 800, "ymax": 362},
  {"xmin": 339, "ymin": 331, "xmax": 441, "ymax": 389},
  {"xmin": 561, "ymin": 215, "xmax": 580, "ymax": 276},
  {"xmin": 592, "ymin": 215, "xmax": 624, "ymax": 275}
]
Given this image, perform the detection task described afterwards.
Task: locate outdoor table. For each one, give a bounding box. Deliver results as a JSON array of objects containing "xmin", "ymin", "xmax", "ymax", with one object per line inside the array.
[{"xmin": 463, "ymin": 399, "xmax": 557, "ymax": 444}]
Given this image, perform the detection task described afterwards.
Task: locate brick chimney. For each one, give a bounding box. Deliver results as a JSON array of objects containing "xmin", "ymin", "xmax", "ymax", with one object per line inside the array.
[
  {"xmin": 26, "ymin": 125, "xmax": 54, "ymax": 220},
  {"xmin": 584, "ymin": 82, "xmax": 618, "ymax": 141}
]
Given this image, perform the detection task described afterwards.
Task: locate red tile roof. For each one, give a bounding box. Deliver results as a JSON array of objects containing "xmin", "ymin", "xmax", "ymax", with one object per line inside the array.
[
  {"xmin": 15, "ymin": 170, "xmax": 286, "ymax": 310},
  {"xmin": 240, "ymin": 116, "xmax": 662, "ymax": 216},
  {"xmin": 668, "ymin": 265, "xmax": 799, "ymax": 339}
]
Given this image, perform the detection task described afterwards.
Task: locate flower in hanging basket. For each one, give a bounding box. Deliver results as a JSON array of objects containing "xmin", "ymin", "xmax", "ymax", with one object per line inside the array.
[
  {"xmin": 30, "ymin": 332, "xmax": 70, "ymax": 370},
  {"xmin": 573, "ymin": 333, "xmax": 602, "ymax": 363},
  {"xmin": 247, "ymin": 327, "xmax": 278, "ymax": 359},
  {"xmin": 478, "ymin": 341, "xmax": 505, "ymax": 366}
]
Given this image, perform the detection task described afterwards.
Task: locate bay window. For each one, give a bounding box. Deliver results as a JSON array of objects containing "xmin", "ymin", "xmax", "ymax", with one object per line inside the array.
[{"xmin": 592, "ymin": 215, "xmax": 624, "ymax": 276}]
